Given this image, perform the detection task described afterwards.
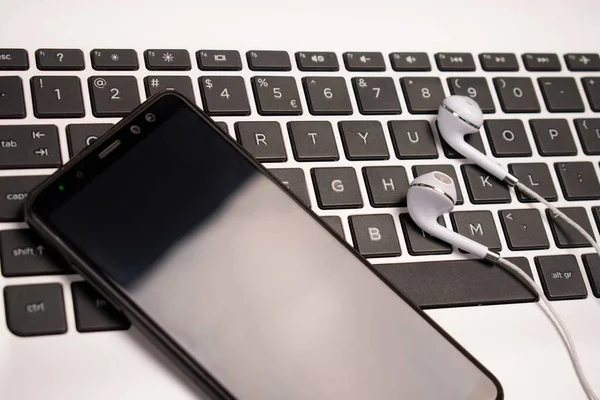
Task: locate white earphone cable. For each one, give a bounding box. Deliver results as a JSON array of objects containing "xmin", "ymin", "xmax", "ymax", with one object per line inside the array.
[
  {"xmin": 515, "ymin": 182, "xmax": 600, "ymax": 258},
  {"xmin": 496, "ymin": 257, "xmax": 598, "ymax": 400}
]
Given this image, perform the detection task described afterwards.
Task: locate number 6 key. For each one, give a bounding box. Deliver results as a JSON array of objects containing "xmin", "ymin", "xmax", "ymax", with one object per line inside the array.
[
  {"xmin": 88, "ymin": 76, "xmax": 140, "ymax": 117},
  {"xmin": 302, "ymin": 77, "xmax": 352, "ymax": 115}
]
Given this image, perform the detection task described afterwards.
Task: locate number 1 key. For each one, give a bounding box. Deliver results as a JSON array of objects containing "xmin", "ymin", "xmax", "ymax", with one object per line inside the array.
[{"xmin": 30, "ymin": 76, "xmax": 85, "ymax": 118}]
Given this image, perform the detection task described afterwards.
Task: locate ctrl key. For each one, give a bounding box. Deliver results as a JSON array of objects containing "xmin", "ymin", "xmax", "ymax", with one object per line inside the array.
[{"xmin": 4, "ymin": 283, "xmax": 67, "ymax": 336}]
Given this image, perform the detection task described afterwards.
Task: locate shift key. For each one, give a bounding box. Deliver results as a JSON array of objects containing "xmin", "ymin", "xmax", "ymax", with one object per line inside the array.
[
  {"xmin": 1, "ymin": 230, "xmax": 68, "ymax": 277},
  {"xmin": 0, "ymin": 125, "xmax": 62, "ymax": 169}
]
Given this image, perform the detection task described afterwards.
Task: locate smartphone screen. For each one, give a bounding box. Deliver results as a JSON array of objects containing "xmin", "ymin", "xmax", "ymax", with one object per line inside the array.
[{"xmin": 33, "ymin": 94, "xmax": 499, "ymax": 399}]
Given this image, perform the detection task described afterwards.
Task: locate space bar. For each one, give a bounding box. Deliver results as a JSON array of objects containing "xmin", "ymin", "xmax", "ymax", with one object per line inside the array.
[{"xmin": 373, "ymin": 257, "xmax": 538, "ymax": 309}]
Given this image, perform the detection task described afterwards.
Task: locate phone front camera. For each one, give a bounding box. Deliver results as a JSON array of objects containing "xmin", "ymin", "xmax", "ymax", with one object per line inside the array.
[
  {"xmin": 145, "ymin": 113, "xmax": 156, "ymax": 123},
  {"xmin": 130, "ymin": 125, "xmax": 141, "ymax": 134},
  {"xmin": 75, "ymin": 171, "xmax": 84, "ymax": 179}
]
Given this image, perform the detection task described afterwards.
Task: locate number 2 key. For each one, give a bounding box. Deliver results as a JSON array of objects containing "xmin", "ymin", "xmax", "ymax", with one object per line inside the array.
[{"xmin": 88, "ymin": 76, "xmax": 140, "ymax": 117}]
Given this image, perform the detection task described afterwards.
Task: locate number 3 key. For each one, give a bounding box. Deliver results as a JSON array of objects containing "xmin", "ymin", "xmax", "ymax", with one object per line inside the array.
[{"xmin": 88, "ymin": 76, "xmax": 140, "ymax": 117}]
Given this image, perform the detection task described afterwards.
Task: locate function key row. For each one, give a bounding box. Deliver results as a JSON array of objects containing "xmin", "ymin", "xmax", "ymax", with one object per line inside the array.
[{"xmin": 2, "ymin": 49, "xmax": 600, "ymax": 72}]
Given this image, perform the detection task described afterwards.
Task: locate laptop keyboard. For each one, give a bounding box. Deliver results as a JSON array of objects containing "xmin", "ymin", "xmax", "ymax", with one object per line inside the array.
[{"xmin": 2, "ymin": 47, "xmax": 600, "ymax": 337}]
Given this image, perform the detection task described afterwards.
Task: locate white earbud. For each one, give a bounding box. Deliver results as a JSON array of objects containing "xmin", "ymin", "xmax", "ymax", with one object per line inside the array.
[
  {"xmin": 438, "ymin": 95, "xmax": 518, "ymax": 185},
  {"xmin": 407, "ymin": 171, "xmax": 495, "ymax": 260}
]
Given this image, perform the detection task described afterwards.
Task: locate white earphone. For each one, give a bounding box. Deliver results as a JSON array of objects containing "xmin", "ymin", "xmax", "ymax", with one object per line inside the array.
[{"xmin": 406, "ymin": 95, "xmax": 599, "ymax": 400}]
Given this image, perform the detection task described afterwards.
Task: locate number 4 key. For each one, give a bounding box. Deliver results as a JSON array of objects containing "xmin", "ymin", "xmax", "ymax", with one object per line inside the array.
[{"xmin": 199, "ymin": 76, "xmax": 251, "ymax": 116}]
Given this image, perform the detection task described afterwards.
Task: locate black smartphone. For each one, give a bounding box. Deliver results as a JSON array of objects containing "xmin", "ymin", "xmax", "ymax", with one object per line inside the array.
[{"xmin": 25, "ymin": 91, "xmax": 502, "ymax": 400}]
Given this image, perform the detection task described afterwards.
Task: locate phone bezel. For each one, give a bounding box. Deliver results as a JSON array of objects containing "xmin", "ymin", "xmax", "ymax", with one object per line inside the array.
[{"xmin": 24, "ymin": 91, "xmax": 503, "ymax": 400}]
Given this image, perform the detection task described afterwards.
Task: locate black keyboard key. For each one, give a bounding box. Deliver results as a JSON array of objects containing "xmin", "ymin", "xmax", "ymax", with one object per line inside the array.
[
  {"xmin": 451, "ymin": 211, "xmax": 502, "ymax": 251},
  {"xmin": 523, "ymin": 53, "xmax": 561, "ymax": 71},
  {"xmin": 389, "ymin": 52, "xmax": 431, "ymax": 72},
  {"xmin": 530, "ymin": 119, "xmax": 577, "ymax": 156},
  {"xmin": 535, "ymin": 255, "xmax": 587, "ymax": 300},
  {"xmin": 582, "ymin": 78, "xmax": 600, "ymax": 111},
  {"xmin": 565, "ymin": 54, "xmax": 600, "ymax": 71},
  {"xmin": 0, "ymin": 76, "xmax": 26, "ymax": 118},
  {"xmin": 582, "ymin": 254, "xmax": 600, "ymax": 297},
  {"xmin": 499, "ymin": 209, "xmax": 549, "ymax": 251},
  {"xmin": 196, "ymin": 50, "xmax": 242, "ymax": 71},
  {"xmin": 199, "ymin": 76, "xmax": 251, "ymax": 116},
  {"xmin": 0, "ymin": 125, "xmax": 61, "ymax": 169},
  {"xmin": 374, "ymin": 257, "xmax": 535, "ymax": 308},
  {"xmin": 0, "ymin": 49, "xmax": 28, "ymax": 70},
  {"xmin": 0, "ymin": 230, "xmax": 66, "ymax": 277},
  {"xmin": 302, "ymin": 77, "xmax": 352, "ymax": 115},
  {"xmin": 251, "ymin": 76, "xmax": 302, "ymax": 116},
  {"xmin": 575, "ymin": 119, "xmax": 600, "ymax": 155},
  {"xmin": 349, "ymin": 214, "xmax": 401, "ymax": 257},
  {"xmin": 215, "ymin": 122, "xmax": 229, "ymax": 134},
  {"xmin": 484, "ymin": 120, "xmax": 532, "ymax": 157},
  {"xmin": 351, "ymin": 77, "xmax": 401, "ymax": 115},
  {"xmin": 399, "ymin": 214, "xmax": 452, "ymax": 256},
  {"xmin": 479, "ymin": 53, "xmax": 519, "ymax": 72},
  {"xmin": 144, "ymin": 76, "xmax": 195, "ymax": 102},
  {"xmin": 295, "ymin": 52, "xmax": 339, "ymax": 71},
  {"xmin": 91, "ymin": 49, "xmax": 138, "ymax": 70},
  {"xmin": 66, "ymin": 123, "xmax": 112, "ymax": 158},
  {"xmin": 461, "ymin": 164, "xmax": 511, "ymax": 204},
  {"xmin": 447, "ymin": 77, "xmax": 495, "ymax": 113},
  {"xmin": 338, "ymin": 120, "xmax": 389, "ymax": 160},
  {"xmin": 36, "ymin": 49, "xmax": 84, "ymax": 70},
  {"xmin": 493, "ymin": 77, "xmax": 540, "ymax": 113},
  {"xmin": 31, "ymin": 76, "xmax": 85, "ymax": 118},
  {"xmin": 269, "ymin": 168, "xmax": 311, "ymax": 208},
  {"xmin": 4, "ymin": 283, "xmax": 67, "ymax": 336},
  {"xmin": 509, "ymin": 163, "xmax": 558, "ymax": 202},
  {"xmin": 88, "ymin": 76, "xmax": 140, "ymax": 117},
  {"xmin": 400, "ymin": 77, "xmax": 445, "ymax": 114},
  {"xmin": 235, "ymin": 121, "xmax": 287, "ymax": 162},
  {"xmin": 555, "ymin": 161, "xmax": 600, "ymax": 200},
  {"xmin": 388, "ymin": 120, "xmax": 438, "ymax": 159},
  {"xmin": 71, "ymin": 281, "xmax": 129, "ymax": 332},
  {"xmin": 0, "ymin": 176, "xmax": 47, "ymax": 222},
  {"xmin": 144, "ymin": 49, "xmax": 191, "ymax": 70},
  {"xmin": 440, "ymin": 124, "xmax": 485, "ymax": 159},
  {"xmin": 546, "ymin": 207, "xmax": 595, "ymax": 248},
  {"xmin": 287, "ymin": 121, "xmax": 339, "ymax": 161},
  {"xmin": 363, "ymin": 166, "xmax": 409, "ymax": 207},
  {"xmin": 311, "ymin": 167, "xmax": 362, "ymax": 209},
  {"xmin": 343, "ymin": 52, "xmax": 385, "ymax": 71},
  {"xmin": 321, "ymin": 216, "xmax": 345, "ymax": 239},
  {"xmin": 538, "ymin": 77, "xmax": 584, "ymax": 112},
  {"xmin": 247, "ymin": 50, "xmax": 291, "ymax": 71},
  {"xmin": 413, "ymin": 165, "xmax": 464, "ymax": 205},
  {"xmin": 435, "ymin": 53, "xmax": 476, "ymax": 71}
]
